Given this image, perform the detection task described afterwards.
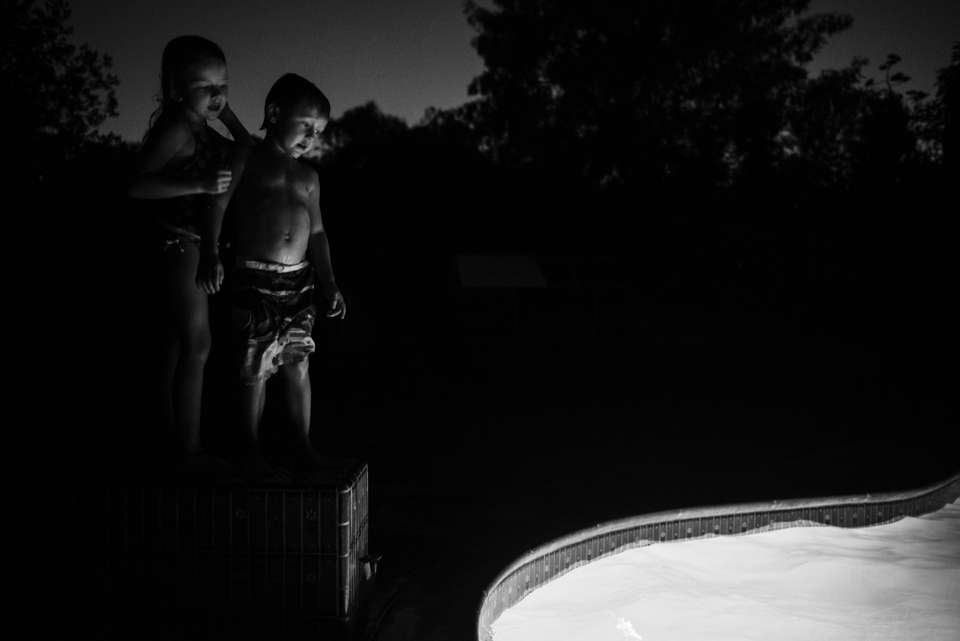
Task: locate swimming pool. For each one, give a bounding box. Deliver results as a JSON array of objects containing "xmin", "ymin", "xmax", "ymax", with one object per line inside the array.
[{"xmin": 477, "ymin": 470, "xmax": 960, "ymax": 640}]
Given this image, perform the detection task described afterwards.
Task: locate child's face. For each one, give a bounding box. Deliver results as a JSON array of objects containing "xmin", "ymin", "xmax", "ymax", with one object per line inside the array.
[
  {"xmin": 271, "ymin": 100, "xmax": 328, "ymax": 159},
  {"xmin": 176, "ymin": 56, "xmax": 228, "ymax": 123}
]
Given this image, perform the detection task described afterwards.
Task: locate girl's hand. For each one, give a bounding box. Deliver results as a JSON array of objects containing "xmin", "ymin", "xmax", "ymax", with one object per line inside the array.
[
  {"xmin": 218, "ymin": 102, "xmax": 255, "ymax": 147},
  {"xmin": 201, "ymin": 168, "xmax": 232, "ymax": 194},
  {"xmin": 218, "ymin": 102, "xmax": 235, "ymax": 121}
]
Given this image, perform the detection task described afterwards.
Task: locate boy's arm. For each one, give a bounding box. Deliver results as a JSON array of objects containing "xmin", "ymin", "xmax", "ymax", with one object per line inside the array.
[
  {"xmin": 305, "ymin": 170, "xmax": 346, "ymax": 319},
  {"xmin": 128, "ymin": 121, "xmax": 231, "ymax": 199},
  {"xmin": 218, "ymin": 103, "xmax": 255, "ymax": 147},
  {"xmin": 197, "ymin": 146, "xmax": 249, "ymax": 294}
]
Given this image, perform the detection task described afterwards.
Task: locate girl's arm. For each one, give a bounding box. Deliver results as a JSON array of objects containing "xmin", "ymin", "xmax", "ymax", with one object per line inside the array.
[
  {"xmin": 218, "ymin": 103, "xmax": 255, "ymax": 147},
  {"xmin": 128, "ymin": 121, "xmax": 230, "ymax": 199},
  {"xmin": 196, "ymin": 145, "xmax": 249, "ymax": 294}
]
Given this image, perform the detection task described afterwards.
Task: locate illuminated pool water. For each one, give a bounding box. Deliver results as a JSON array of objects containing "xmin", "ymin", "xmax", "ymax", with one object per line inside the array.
[{"xmin": 491, "ymin": 498, "xmax": 960, "ymax": 640}]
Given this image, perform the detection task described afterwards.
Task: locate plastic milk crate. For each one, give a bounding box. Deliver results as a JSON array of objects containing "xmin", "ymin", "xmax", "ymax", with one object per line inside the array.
[{"xmin": 39, "ymin": 459, "xmax": 371, "ymax": 640}]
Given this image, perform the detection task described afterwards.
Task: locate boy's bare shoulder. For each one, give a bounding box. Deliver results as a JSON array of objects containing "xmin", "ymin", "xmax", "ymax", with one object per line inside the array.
[
  {"xmin": 234, "ymin": 142, "xmax": 274, "ymax": 177},
  {"xmin": 224, "ymin": 138, "xmax": 255, "ymax": 168}
]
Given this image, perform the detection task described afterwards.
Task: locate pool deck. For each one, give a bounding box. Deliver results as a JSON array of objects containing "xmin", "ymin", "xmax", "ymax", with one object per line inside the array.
[
  {"xmin": 36, "ymin": 343, "xmax": 955, "ymax": 641},
  {"xmin": 348, "ymin": 349, "xmax": 956, "ymax": 640},
  {"xmin": 362, "ymin": 418, "xmax": 956, "ymax": 638}
]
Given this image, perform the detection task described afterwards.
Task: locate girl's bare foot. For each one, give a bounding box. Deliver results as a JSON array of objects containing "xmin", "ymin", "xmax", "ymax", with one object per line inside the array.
[{"xmin": 240, "ymin": 445, "xmax": 270, "ymax": 476}]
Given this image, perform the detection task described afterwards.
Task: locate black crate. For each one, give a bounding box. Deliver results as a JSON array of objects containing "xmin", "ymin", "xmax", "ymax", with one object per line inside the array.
[{"xmin": 38, "ymin": 460, "xmax": 370, "ymax": 640}]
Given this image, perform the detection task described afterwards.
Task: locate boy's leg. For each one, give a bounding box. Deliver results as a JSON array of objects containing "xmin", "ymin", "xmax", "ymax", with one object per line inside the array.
[
  {"xmin": 239, "ymin": 379, "xmax": 269, "ymax": 473},
  {"xmin": 279, "ymin": 359, "xmax": 331, "ymax": 468}
]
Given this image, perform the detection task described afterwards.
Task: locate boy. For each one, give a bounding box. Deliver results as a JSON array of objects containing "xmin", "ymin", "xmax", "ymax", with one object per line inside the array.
[{"xmin": 197, "ymin": 73, "xmax": 345, "ymax": 473}]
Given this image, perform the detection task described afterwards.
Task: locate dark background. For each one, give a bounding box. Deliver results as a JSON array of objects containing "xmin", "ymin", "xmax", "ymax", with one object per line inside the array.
[
  {"xmin": 6, "ymin": 1, "xmax": 958, "ymax": 637},
  {"xmin": 10, "ymin": 0, "xmax": 957, "ymax": 538}
]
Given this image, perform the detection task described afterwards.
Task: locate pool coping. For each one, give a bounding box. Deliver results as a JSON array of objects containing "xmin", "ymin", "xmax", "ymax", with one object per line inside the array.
[{"xmin": 476, "ymin": 469, "xmax": 960, "ymax": 640}]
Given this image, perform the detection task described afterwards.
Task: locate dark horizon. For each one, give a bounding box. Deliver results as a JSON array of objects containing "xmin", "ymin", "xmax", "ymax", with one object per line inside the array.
[{"xmin": 66, "ymin": 0, "xmax": 960, "ymax": 142}]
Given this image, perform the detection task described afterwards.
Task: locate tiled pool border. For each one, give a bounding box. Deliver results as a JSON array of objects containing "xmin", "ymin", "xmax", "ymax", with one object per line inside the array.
[{"xmin": 476, "ymin": 470, "xmax": 960, "ymax": 640}]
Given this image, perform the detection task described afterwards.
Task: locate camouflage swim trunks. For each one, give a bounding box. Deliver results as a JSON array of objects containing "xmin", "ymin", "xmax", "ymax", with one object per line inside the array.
[{"xmin": 231, "ymin": 258, "xmax": 316, "ymax": 383}]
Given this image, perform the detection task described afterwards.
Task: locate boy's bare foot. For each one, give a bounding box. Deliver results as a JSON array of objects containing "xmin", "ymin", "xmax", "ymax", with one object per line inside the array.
[
  {"xmin": 291, "ymin": 440, "xmax": 336, "ymax": 470},
  {"xmin": 176, "ymin": 451, "xmax": 238, "ymax": 478}
]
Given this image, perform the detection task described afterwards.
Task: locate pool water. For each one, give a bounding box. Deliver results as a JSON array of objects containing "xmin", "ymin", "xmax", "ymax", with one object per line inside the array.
[{"xmin": 491, "ymin": 499, "xmax": 960, "ymax": 640}]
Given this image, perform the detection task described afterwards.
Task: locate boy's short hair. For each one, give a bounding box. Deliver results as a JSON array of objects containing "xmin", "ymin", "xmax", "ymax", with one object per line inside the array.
[{"xmin": 261, "ymin": 73, "xmax": 331, "ymax": 129}]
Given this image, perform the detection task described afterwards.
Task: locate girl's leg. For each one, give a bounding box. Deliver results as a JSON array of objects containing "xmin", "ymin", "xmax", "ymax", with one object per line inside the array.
[{"xmin": 156, "ymin": 243, "xmax": 211, "ymax": 457}]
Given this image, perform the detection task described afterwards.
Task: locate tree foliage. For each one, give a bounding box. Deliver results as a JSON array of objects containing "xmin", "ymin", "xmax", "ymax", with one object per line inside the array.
[
  {"xmin": 320, "ymin": 101, "xmax": 409, "ymax": 158},
  {"xmin": 934, "ymin": 41, "xmax": 960, "ymax": 170},
  {"xmin": 1, "ymin": 0, "xmax": 119, "ymax": 191},
  {"xmin": 781, "ymin": 55, "xmax": 930, "ymax": 190},
  {"xmin": 462, "ymin": 0, "xmax": 852, "ymax": 192}
]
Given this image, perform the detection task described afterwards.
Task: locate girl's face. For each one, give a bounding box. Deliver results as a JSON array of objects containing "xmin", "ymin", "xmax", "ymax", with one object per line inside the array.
[{"xmin": 176, "ymin": 56, "xmax": 228, "ymax": 123}]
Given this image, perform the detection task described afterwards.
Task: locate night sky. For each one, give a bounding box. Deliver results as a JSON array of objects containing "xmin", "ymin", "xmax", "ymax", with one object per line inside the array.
[{"xmin": 69, "ymin": 0, "xmax": 958, "ymax": 142}]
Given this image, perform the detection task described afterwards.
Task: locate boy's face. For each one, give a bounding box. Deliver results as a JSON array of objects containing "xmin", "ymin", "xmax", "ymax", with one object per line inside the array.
[
  {"xmin": 269, "ymin": 100, "xmax": 328, "ymax": 159},
  {"xmin": 176, "ymin": 56, "xmax": 228, "ymax": 123}
]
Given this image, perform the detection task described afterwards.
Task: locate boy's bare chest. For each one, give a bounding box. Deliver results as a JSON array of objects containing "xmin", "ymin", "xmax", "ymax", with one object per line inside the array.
[{"xmin": 241, "ymin": 158, "xmax": 311, "ymax": 207}]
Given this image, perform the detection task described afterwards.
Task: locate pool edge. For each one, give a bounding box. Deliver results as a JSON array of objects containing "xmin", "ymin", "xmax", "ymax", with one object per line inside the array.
[{"xmin": 475, "ymin": 469, "xmax": 960, "ymax": 641}]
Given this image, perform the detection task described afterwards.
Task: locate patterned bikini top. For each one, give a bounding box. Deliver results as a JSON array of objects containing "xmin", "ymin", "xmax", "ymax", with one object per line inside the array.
[{"xmin": 154, "ymin": 119, "xmax": 222, "ymax": 233}]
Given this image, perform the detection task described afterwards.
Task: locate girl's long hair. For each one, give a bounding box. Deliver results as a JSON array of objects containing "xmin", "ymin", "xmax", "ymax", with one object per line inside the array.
[{"xmin": 143, "ymin": 35, "xmax": 225, "ymax": 144}]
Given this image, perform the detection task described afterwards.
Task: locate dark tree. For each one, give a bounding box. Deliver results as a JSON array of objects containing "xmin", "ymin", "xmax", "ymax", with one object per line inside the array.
[
  {"xmin": 2, "ymin": 0, "xmax": 135, "ymax": 337},
  {"xmin": 937, "ymin": 42, "xmax": 960, "ymax": 173},
  {"xmin": 3, "ymin": 2, "xmax": 128, "ymax": 477},
  {"xmin": 315, "ymin": 101, "xmax": 411, "ymax": 275},
  {"xmin": 316, "ymin": 101, "xmax": 504, "ymax": 270},
  {"xmin": 462, "ymin": 0, "xmax": 852, "ymax": 193},
  {"xmin": 782, "ymin": 54, "xmax": 929, "ymax": 194},
  {"xmin": 1, "ymin": 0, "xmax": 119, "ymax": 195},
  {"xmin": 321, "ymin": 101, "xmax": 409, "ymax": 158},
  {"xmin": 779, "ymin": 59, "xmax": 868, "ymax": 187}
]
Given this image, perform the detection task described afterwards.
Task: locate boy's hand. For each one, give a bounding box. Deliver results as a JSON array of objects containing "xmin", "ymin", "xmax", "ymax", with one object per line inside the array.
[
  {"xmin": 201, "ymin": 168, "xmax": 232, "ymax": 195},
  {"xmin": 196, "ymin": 252, "xmax": 225, "ymax": 294},
  {"xmin": 324, "ymin": 286, "xmax": 346, "ymax": 319}
]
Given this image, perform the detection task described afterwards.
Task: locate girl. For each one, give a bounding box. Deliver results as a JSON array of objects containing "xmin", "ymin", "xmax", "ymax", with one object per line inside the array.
[{"xmin": 129, "ymin": 35, "xmax": 252, "ymax": 475}]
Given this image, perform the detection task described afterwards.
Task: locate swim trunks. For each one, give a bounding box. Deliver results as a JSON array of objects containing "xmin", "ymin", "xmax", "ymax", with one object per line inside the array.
[{"xmin": 231, "ymin": 258, "xmax": 317, "ymax": 383}]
